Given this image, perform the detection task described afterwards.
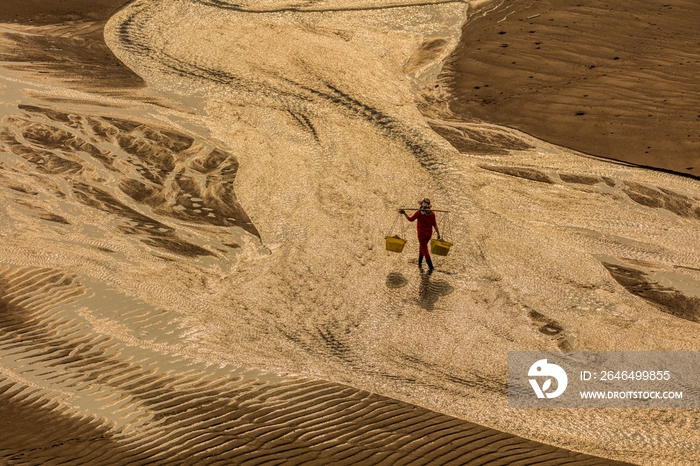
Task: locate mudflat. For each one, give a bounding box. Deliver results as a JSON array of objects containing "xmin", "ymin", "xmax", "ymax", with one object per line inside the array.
[
  {"xmin": 0, "ymin": 0, "xmax": 143, "ymax": 90},
  {"xmin": 0, "ymin": 0, "xmax": 132, "ymax": 24},
  {"xmin": 441, "ymin": 0, "xmax": 700, "ymax": 175}
]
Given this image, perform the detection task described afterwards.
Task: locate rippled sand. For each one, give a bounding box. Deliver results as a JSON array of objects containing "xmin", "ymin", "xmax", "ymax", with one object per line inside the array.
[
  {"xmin": 0, "ymin": 0, "xmax": 699, "ymax": 464},
  {"xmin": 441, "ymin": 0, "xmax": 700, "ymax": 174},
  {"xmin": 3, "ymin": 264, "xmax": 632, "ymax": 465}
]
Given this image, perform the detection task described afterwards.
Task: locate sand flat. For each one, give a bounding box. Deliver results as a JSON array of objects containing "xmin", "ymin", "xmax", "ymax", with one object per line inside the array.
[
  {"xmin": 1, "ymin": 0, "xmax": 700, "ymax": 464},
  {"xmin": 0, "ymin": 263, "xmax": 633, "ymax": 465},
  {"xmin": 0, "ymin": 0, "xmax": 144, "ymax": 92},
  {"xmin": 441, "ymin": 0, "xmax": 700, "ymax": 175}
]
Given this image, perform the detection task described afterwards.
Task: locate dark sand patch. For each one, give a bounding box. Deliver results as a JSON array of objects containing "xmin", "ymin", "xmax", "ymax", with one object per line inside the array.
[
  {"xmin": 0, "ymin": 1, "xmax": 144, "ymax": 92},
  {"xmin": 1, "ymin": 127, "xmax": 85, "ymax": 175},
  {"xmin": 481, "ymin": 164, "xmax": 553, "ymax": 184},
  {"xmin": 2, "ymin": 105, "xmax": 257, "ymax": 256},
  {"xmin": 621, "ymin": 181, "xmax": 700, "ymax": 220},
  {"xmin": 528, "ymin": 309, "xmax": 573, "ymax": 350},
  {"xmin": 11, "ymin": 197, "xmax": 71, "ymax": 224},
  {"xmin": 442, "ymin": 0, "xmax": 700, "ymax": 175},
  {"xmin": 405, "ymin": 38, "xmax": 448, "ymax": 75},
  {"xmin": 8, "ymin": 185, "xmax": 39, "ymax": 195},
  {"xmin": 71, "ymin": 181, "xmax": 214, "ymax": 257},
  {"xmin": 559, "ymin": 174, "xmax": 616, "ymax": 187},
  {"xmin": 10, "ymin": 105, "xmax": 258, "ymax": 237},
  {"xmin": 428, "ymin": 121, "xmax": 533, "ymax": 155},
  {"xmin": 0, "ymin": 0, "xmax": 134, "ymax": 24},
  {"xmin": 559, "ymin": 173, "xmax": 601, "ymax": 185},
  {"xmin": 603, "ymin": 262, "xmax": 700, "ymax": 323}
]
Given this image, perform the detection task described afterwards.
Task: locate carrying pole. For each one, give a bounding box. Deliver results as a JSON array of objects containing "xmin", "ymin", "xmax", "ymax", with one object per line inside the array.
[{"xmin": 397, "ymin": 208, "xmax": 450, "ymax": 213}]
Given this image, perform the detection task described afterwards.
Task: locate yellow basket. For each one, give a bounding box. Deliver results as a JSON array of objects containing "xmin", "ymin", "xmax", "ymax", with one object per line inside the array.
[
  {"xmin": 385, "ymin": 236, "xmax": 407, "ymax": 253},
  {"xmin": 430, "ymin": 238, "xmax": 452, "ymax": 256}
]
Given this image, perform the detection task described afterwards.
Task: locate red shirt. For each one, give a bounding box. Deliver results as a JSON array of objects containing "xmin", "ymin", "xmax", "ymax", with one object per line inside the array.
[{"xmin": 408, "ymin": 210, "xmax": 437, "ymax": 237}]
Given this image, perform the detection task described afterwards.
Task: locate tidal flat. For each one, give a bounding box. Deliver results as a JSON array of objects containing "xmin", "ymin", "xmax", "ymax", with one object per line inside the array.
[{"xmin": 0, "ymin": 0, "xmax": 699, "ymax": 464}]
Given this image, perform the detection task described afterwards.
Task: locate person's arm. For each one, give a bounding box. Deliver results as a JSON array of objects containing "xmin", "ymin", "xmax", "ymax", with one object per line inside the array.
[
  {"xmin": 432, "ymin": 214, "xmax": 440, "ymax": 239},
  {"xmin": 399, "ymin": 209, "xmax": 418, "ymax": 221}
]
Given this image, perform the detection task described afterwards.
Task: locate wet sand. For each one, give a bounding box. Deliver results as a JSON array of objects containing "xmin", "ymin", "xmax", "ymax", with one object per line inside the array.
[
  {"xmin": 441, "ymin": 0, "xmax": 700, "ymax": 175},
  {"xmin": 0, "ymin": 0, "xmax": 131, "ymax": 24},
  {"xmin": 3, "ymin": 0, "xmax": 700, "ymax": 464},
  {"xmin": 0, "ymin": 1, "xmax": 629, "ymax": 464},
  {"xmin": 0, "ymin": 0, "xmax": 143, "ymax": 91},
  {"xmin": 0, "ymin": 264, "xmax": 634, "ymax": 465}
]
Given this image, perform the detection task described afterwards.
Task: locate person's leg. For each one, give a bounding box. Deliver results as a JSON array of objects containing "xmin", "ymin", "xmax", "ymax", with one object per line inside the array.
[
  {"xmin": 418, "ymin": 237, "xmax": 429, "ymax": 266},
  {"xmin": 418, "ymin": 235, "xmax": 433, "ymax": 270}
]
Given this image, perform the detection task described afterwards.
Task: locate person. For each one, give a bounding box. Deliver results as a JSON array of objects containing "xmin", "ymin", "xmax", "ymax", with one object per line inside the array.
[{"xmin": 399, "ymin": 198, "xmax": 440, "ymax": 271}]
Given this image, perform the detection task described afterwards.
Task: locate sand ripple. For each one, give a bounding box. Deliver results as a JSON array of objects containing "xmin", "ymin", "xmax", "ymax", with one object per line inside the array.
[{"xmin": 0, "ymin": 264, "xmax": 633, "ymax": 465}]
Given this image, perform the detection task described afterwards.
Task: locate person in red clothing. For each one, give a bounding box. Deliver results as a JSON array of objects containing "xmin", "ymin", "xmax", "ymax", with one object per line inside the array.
[{"xmin": 399, "ymin": 198, "xmax": 441, "ymax": 271}]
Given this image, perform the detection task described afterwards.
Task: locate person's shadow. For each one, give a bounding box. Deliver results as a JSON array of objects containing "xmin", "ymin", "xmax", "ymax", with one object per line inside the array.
[
  {"xmin": 385, "ymin": 272, "xmax": 408, "ymax": 288},
  {"xmin": 418, "ymin": 270, "xmax": 453, "ymax": 310},
  {"xmin": 385, "ymin": 271, "xmax": 453, "ymax": 310}
]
